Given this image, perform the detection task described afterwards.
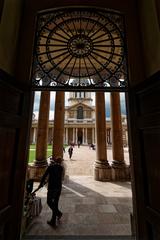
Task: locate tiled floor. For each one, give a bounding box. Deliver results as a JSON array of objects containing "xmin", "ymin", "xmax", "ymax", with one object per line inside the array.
[{"xmin": 25, "ymin": 146, "xmax": 132, "ymax": 238}]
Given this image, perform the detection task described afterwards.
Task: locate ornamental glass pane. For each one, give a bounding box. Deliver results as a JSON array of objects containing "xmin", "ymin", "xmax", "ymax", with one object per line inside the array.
[{"xmin": 32, "ymin": 7, "xmax": 128, "ymax": 91}]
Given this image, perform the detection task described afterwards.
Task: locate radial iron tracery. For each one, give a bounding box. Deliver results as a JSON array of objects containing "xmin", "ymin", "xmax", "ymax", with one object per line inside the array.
[{"xmin": 32, "ymin": 8, "xmax": 128, "ymax": 90}]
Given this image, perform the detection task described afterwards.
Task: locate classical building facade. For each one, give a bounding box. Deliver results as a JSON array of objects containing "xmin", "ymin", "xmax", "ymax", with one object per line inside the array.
[{"xmin": 30, "ymin": 92, "xmax": 128, "ymax": 147}]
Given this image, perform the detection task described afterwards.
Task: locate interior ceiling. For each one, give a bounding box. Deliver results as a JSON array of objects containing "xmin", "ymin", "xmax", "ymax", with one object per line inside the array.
[{"xmin": 32, "ymin": 7, "xmax": 128, "ymax": 91}]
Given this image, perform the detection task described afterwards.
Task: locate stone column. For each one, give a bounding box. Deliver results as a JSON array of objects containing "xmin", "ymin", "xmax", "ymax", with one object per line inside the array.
[
  {"xmin": 33, "ymin": 128, "xmax": 36, "ymax": 144},
  {"xmin": 84, "ymin": 128, "xmax": 86, "ymax": 144},
  {"xmin": 82, "ymin": 128, "xmax": 85, "ymax": 144},
  {"xmin": 76, "ymin": 128, "xmax": 78, "ymax": 144},
  {"xmin": 93, "ymin": 127, "xmax": 95, "ymax": 144},
  {"xmin": 109, "ymin": 128, "xmax": 111, "ymax": 144},
  {"xmin": 35, "ymin": 91, "xmax": 50, "ymax": 166},
  {"xmin": 64, "ymin": 128, "xmax": 66, "ymax": 144},
  {"xmin": 86, "ymin": 128, "xmax": 88, "ymax": 144},
  {"xmin": 110, "ymin": 92, "xmax": 127, "ymax": 180},
  {"xmin": 52, "ymin": 91, "xmax": 65, "ymax": 159},
  {"xmin": 94, "ymin": 92, "xmax": 111, "ymax": 181},
  {"xmin": 29, "ymin": 91, "xmax": 50, "ymax": 180},
  {"xmin": 73, "ymin": 128, "xmax": 75, "ymax": 143},
  {"xmin": 66, "ymin": 128, "xmax": 68, "ymax": 145},
  {"xmin": 92, "ymin": 128, "xmax": 94, "ymax": 144}
]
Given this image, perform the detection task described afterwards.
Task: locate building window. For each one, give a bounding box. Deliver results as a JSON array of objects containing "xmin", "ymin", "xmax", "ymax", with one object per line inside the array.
[{"xmin": 77, "ymin": 106, "xmax": 83, "ymax": 119}]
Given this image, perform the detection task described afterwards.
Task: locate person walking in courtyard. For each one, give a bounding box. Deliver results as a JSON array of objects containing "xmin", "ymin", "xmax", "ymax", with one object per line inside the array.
[
  {"xmin": 33, "ymin": 157, "xmax": 64, "ymax": 227},
  {"xmin": 68, "ymin": 145, "xmax": 73, "ymax": 159},
  {"xmin": 77, "ymin": 140, "xmax": 81, "ymax": 148}
]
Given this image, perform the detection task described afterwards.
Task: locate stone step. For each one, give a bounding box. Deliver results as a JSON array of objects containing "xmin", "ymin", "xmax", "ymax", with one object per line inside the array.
[{"xmin": 23, "ymin": 235, "xmax": 135, "ymax": 240}]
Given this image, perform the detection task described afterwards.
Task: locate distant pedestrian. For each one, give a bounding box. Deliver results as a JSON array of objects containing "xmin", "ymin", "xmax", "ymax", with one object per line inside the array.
[
  {"xmin": 90, "ymin": 143, "xmax": 95, "ymax": 150},
  {"xmin": 77, "ymin": 141, "xmax": 81, "ymax": 148},
  {"xmin": 68, "ymin": 146, "xmax": 73, "ymax": 159}
]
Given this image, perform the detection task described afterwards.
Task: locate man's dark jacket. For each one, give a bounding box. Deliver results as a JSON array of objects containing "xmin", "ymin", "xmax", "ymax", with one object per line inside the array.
[{"xmin": 39, "ymin": 163, "xmax": 63, "ymax": 190}]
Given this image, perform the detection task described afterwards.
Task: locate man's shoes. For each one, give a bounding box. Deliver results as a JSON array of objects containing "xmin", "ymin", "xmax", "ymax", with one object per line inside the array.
[
  {"xmin": 57, "ymin": 212, "xmax": 63, "ymax": 221},
  {"xmin": 47, "ymin": 220, "xmax": 57, "ymax": 227}
]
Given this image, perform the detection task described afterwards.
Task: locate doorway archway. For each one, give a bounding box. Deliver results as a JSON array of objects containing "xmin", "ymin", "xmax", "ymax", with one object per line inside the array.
[
  {"xmin": 23, "ymin": 5, "xmax": 133, "ymax": 239},
  {"xmin": 14, "ymin": 0, "xmax": 144, "ymax": 239}
]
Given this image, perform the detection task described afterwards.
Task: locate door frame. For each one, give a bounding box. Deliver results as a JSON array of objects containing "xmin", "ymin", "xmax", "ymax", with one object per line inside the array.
[{"xmin": 15, "ymin": 0, "xmax": 145, "ymax": 238}]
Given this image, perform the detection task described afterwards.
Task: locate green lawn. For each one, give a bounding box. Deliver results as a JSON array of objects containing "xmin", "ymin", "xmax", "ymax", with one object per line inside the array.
[
  {"xmin": 28, "ymin": 145, "xmax": 52, "ymax": 163},
  {"xmin": 28, "ymin": 144, "xmax": 68, "ymax": 163}
]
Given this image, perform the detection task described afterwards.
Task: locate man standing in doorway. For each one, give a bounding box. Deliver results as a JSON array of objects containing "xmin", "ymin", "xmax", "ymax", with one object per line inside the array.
[{"xmin": 34, "ymin": 157, "xmax": 64, "ymax": 227}]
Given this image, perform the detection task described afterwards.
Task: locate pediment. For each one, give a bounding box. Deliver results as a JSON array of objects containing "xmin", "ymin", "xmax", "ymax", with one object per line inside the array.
[{"xmin": 66, "ymin": 102, "xmax": 94, "ymax": 111}]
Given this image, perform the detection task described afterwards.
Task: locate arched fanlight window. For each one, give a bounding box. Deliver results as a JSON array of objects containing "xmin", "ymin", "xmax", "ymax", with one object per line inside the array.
[
  {"xmin": 32, "ymin": 7, "xmax": 128, "ymax": 91},
  {"xmin": 77, "ymin": 106, "xmax": 83, "ymax": 119}
]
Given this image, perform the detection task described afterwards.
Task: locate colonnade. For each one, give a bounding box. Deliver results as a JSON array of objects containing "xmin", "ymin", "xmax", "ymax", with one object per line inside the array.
[
  {"xmin": 63, "ymin": 127, "xmax": 96, "ymax": 145},
  {"xmin": 29, "ymin": 91, "xmax": 129, "ymax": 181},
  {"xmin": 31, "ymin": 126, "xmax": 113, "ymax": 146}
]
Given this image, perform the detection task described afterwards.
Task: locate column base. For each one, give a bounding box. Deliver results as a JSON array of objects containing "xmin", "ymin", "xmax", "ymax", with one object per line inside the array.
[
  {"xmin": 111, "ymin": 165, "xmax": 130, "ymax": 181},
  {"xmin": 94, "ymin": 160, "xmax": 111, "ymax": 181},
  {"xmin": 28, "ymin": 163, "xmax": 48, "ymax": 182}
]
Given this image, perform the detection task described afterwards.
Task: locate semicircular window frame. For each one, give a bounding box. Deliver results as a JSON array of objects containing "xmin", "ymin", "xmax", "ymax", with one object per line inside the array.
[{"xmin": 31, "ymin": 7, "xmax": 129, "ymax": 91}]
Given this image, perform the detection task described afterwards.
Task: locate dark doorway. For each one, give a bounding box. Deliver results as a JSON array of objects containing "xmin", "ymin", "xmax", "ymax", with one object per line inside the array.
[{"xmin": 77, "ymin": 128, "xmax": 83, "ymax": 144}]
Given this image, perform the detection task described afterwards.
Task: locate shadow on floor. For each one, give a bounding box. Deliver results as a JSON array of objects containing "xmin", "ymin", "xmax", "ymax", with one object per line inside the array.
[{"xmin": 24, "ymin": 177, "xmax": 133, "ymax": 237}]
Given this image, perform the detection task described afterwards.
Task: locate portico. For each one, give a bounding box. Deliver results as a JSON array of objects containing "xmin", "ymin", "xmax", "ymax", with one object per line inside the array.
[{"xmin": 29, "ymin": 90, "xmax": 129, "ymax": 181}]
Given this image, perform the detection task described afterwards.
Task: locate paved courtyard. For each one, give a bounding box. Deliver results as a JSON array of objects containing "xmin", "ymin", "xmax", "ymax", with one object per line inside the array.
[
  {"xmin": 25, "ymin": 146, "xmax": 132, "ymax": 237},
  {"xmin": 63, "ymin": 145, "xmax": 130, "ymax": 176}
]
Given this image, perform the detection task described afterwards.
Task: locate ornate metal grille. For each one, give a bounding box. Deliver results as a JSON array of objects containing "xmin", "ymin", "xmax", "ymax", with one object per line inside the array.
[{"xmin": 32, "ymin": 7, "xmax": 128, "ymax": 91}]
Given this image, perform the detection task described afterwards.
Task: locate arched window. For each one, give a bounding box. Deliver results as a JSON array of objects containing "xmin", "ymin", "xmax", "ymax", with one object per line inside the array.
[{"xmin": 77, "ymin": 106, "xmax": 83, "ymax": 119}]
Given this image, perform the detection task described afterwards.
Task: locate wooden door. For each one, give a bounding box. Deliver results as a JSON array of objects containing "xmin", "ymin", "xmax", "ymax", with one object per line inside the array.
[
  {"xmin": 128, "ymin": 71, "xmax": 160, "ymax": 239},
  {"xmin": 0, "ymin": 70, "xmax": 33, "ymax": 240}
]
